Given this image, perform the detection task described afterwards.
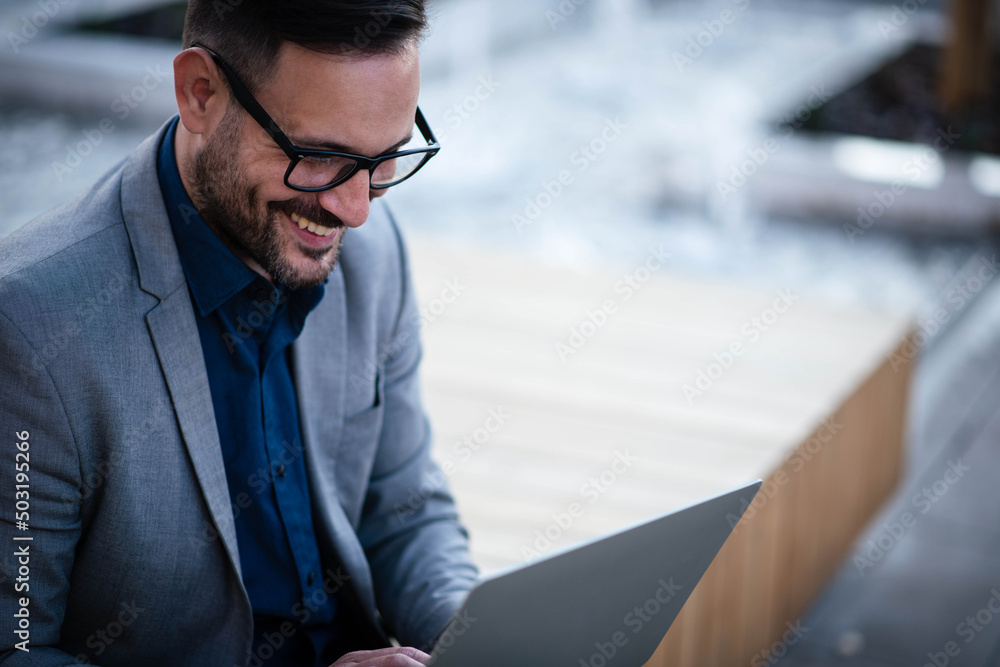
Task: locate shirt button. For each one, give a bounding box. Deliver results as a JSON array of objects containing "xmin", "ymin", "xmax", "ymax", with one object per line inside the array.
[
  {"xmin": 307, "ymin": 572, "xmax": 317, "ymax": 586},
  {"xmin": 274, "ymin": 464, "xmax": 286, "ymax": 478}
]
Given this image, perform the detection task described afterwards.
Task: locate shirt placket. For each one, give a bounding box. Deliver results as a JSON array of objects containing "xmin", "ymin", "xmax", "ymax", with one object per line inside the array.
[{"xmin": 256, "ymin": 285, "xmax": 332, "ymax": 628}]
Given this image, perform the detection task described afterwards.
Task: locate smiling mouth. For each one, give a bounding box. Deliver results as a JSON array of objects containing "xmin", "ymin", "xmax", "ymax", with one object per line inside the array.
[{"xmin": 290, "ymin": 211, "xmax": 339, "ymax": 237}]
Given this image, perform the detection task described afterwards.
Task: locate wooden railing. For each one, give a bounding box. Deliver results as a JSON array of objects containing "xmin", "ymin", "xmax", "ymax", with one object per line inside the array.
[{"xmin": 410, "ymin": 236, "xmax": 912, "ymax": 665}]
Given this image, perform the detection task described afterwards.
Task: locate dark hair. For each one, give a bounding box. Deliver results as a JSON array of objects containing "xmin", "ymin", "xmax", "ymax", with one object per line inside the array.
[{"xmin": 182, "ymin": 0, "xmax": 427, "ymax": 92}]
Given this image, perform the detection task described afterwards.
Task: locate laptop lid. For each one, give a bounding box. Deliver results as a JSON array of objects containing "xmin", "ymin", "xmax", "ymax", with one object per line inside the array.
[{"xmin": 429, "ymin": 480, "xmax": 761, "ymax": 667}]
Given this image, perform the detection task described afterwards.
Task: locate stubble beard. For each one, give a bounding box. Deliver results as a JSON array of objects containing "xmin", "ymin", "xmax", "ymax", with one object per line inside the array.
[{"xmin": 188, "ymin": 109, "xmax": 345, "ymax": 290}]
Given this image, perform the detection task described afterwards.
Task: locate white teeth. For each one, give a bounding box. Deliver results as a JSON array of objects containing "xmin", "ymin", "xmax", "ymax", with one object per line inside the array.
[{"xmin": 290, "ymin": 211, "xmax": 335, "ymax": 237}]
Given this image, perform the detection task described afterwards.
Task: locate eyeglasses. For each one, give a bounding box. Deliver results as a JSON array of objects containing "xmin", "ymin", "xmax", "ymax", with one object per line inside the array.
[{"xmin": 193, "ymin": 44, "xmax": 440, "ymax": 192}]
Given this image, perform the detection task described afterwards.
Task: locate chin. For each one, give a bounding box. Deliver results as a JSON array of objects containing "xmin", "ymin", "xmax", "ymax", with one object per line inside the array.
[{"xmin": 280, "ymin": 244, "xmax": 342, "ymax": 289}]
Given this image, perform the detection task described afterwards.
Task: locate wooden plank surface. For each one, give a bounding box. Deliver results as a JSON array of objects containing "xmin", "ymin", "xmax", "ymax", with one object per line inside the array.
[{"xmin": 407, "ymin": 234, "xmax": 912, "ymax": 664}]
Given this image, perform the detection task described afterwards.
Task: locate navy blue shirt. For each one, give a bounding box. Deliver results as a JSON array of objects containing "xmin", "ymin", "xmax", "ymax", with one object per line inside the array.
[{"xmin": 157, "ymin": 117, "xmax": 342, "ymax": 666}]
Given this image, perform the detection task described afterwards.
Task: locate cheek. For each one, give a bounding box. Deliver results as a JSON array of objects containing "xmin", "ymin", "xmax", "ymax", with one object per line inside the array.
[
  {"xmin": 234, "ymin": 136, "xmax": 294, "ymax": 191},
  {"xmin": 245, "ymin": 158, "xmax": 298, "ymax": 205}
]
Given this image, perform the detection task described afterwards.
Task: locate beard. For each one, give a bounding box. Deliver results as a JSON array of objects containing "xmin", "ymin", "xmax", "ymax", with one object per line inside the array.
[{"xmin": 188, "ymin": 108, "xmax": 346, "ymax": 290}]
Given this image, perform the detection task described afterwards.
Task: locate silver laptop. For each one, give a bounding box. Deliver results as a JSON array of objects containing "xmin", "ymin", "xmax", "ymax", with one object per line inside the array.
[{"xmin": 429, "ymin": 480, "xmax": 761, "ymax": 667}]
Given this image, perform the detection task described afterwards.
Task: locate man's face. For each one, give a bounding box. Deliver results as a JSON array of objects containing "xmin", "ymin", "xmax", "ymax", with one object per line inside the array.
[{"xmin": 190, "ymin": 41, "xmax": 421, "ymax": 289}]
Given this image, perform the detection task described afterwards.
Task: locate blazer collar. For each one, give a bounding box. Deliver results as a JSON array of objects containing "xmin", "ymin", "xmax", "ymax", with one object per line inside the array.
[{"xmin": 121, "ymin": 119, "xmax": 189, "ymax": 301}]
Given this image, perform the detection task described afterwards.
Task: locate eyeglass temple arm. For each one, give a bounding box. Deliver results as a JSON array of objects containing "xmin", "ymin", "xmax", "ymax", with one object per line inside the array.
[
  {"xmin": 191, "ymin": 43, "xmax": 299, "ymax": 157},
  {"xmin": 193, "ymin": 43, "xmax": 436, "ymax": 154},
  {"xmin": 415, "ymin": 107, "xmax": 438, "ymax": 147}
]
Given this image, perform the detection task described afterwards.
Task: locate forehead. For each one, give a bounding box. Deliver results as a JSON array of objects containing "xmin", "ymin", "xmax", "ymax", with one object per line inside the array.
[{"xmin": 257, "ymin": 41, "xmax": 421, "ymax": 153}]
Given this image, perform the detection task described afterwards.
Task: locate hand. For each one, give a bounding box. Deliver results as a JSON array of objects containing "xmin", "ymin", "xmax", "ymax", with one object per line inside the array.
[{"xmin": 329, "ymin": 647, "xmax": 431, "ymax": 666}]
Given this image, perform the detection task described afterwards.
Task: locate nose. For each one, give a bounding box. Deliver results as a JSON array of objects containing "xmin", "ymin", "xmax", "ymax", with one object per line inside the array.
[{"xmin": 315, "ymin": 169, "xmax": 372, "ymax": 228}]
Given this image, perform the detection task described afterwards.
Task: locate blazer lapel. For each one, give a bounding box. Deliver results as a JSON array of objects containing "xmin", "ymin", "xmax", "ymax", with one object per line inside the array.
[
  {"xmin": 146, "ymin": 293, "xmax": 242, "ymax": 579},
  {"xmin": 121, "ymin": 122, "xmax": 243, "ymax": 581},
  {"xmin": 293, "ymin": 265, "xmax": 382, "ymax": 630}
]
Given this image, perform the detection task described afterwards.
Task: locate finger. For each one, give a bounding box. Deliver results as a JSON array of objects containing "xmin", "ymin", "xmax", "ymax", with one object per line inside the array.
[
  {"xmin": 389, "ymin": 646, "xmax": 431, "ymax": 662},
  {"xmin": 355, "ymin": 647, "xmax": 430, "ymax": 666},
  {"xmin": 333, "ymin": 646, "xmax": 432, "ymax": 666}
]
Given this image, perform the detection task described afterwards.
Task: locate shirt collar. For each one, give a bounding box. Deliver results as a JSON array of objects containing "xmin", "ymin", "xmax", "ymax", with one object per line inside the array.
[{"xmin": 157, "ymin": 116, "xmax": 259, "ymax": 317}]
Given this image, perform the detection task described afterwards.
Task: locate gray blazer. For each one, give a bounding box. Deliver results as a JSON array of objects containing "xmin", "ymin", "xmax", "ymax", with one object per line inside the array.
[{"xmin": 0, "ymin": 122, "xmax": 477, "ymax": 666}]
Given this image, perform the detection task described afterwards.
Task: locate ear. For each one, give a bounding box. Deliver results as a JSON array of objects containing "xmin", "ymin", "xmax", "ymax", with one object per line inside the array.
[{"xmin": 173, "ymin": 47, "xmax": 228, "ymax": 136}]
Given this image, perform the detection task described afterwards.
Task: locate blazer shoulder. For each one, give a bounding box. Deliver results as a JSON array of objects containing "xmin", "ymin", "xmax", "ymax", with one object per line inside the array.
[
  {"xmin": 0, "ymin": 156, "xmax": 129, "ymax": 286},
  {"xmin": 339, "ymin": 199, "xmax": 414, "ymax": 327},
  {"xmin": 0, "ymin": 158, "xmax": 141, "ymax": 323},
  {"xmin": 342, "ymin": 199, "xmax": 408, "ymax": 275}
]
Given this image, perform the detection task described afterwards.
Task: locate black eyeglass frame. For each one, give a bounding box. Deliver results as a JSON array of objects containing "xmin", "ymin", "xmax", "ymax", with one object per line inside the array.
[{"xmin": 192, "ymin": 43, "xmax": 440, "ymax": 192}]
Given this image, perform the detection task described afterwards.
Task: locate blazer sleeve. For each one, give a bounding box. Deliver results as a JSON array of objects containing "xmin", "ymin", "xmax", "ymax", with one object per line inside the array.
[
  {"xmin": 354, "ymin": 222, "xmax": 479, "ymax": 651},
  {"xmin": 0, "ymin": 312, "xmax": 102, "ymax": 666}
]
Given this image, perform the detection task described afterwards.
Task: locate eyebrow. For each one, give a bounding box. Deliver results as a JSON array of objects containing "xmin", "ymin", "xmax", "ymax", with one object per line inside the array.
[{"xmin": 288, "ymin": 132, "xmax": 414, "ymax": 157}]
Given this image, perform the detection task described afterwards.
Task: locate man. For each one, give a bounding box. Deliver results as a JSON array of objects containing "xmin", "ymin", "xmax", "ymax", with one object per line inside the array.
[{"xmin": 0, "ymin": 2, "xmax": 477, "ymax": 665}]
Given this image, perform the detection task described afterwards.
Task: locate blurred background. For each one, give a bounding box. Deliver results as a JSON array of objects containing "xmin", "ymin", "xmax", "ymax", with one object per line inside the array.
[{"xmin": 1, "ymin": 0, "xmax": 999, "ymax": 665}]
